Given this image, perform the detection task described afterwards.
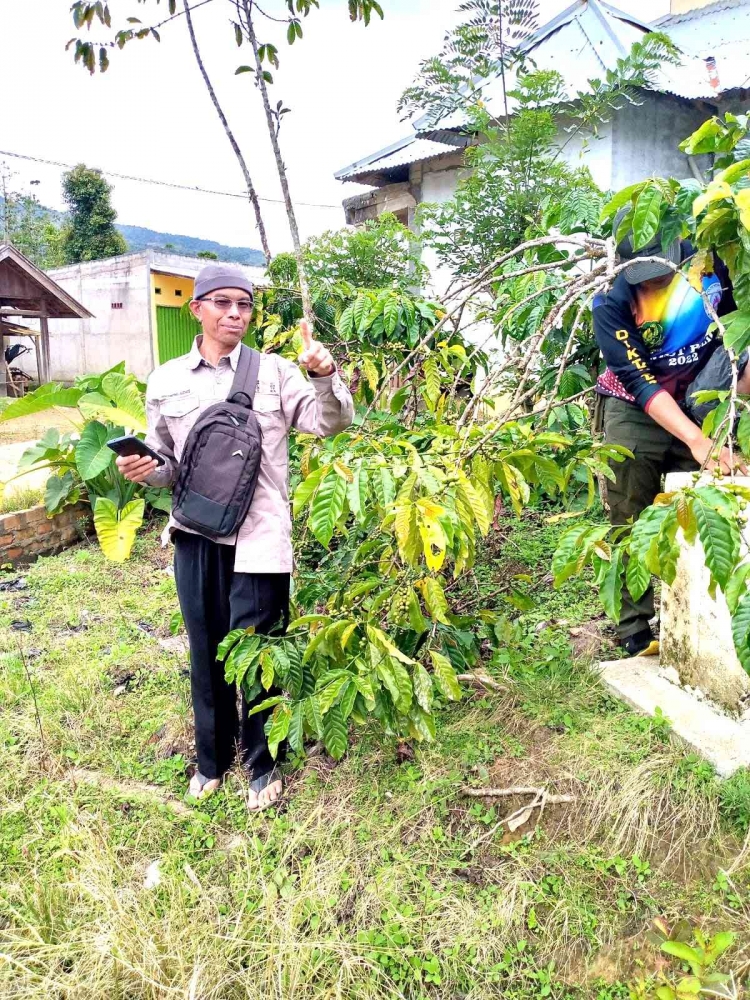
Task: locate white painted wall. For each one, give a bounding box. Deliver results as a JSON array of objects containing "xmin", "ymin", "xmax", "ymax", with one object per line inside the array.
[
  {"xmin": 554, "ymin": 119, "xmax": 614, "ymax": 192},
  {"xmin": 610, "ymin": 93, "xmax": 711, "ymax": 188},
  {"xmin": 41, "ymin": 252, "xmax": 155, "ymax": 382}
]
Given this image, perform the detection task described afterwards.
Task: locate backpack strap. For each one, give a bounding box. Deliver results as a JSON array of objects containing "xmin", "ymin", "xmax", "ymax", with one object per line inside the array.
[{"xmin": 228, "ymin": 345, "xmax": 261, "ymax": 408}]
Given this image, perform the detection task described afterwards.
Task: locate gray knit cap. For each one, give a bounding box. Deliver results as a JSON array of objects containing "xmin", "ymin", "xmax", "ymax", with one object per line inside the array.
[{"xmin": 193, "ymin": 263, "xmax": 254, "ymax": 300}]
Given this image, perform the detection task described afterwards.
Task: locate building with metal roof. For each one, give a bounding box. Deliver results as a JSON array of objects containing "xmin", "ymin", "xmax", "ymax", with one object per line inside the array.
[
  {"xmin": 5, "ymin": 249, "xmax": 267, "ymax": 384},
  {"xmin": 335, "ymin": 0, "xmax": 750, "ymax": 229},
  {"xmin": 0, "ymin": 242, "xmax": 93, "ymax": 394}
]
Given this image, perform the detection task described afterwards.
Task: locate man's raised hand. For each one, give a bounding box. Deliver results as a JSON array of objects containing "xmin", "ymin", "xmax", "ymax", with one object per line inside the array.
[{"xmin": 298, "ymin": 319, "xmax": 335, "ymax": 377}]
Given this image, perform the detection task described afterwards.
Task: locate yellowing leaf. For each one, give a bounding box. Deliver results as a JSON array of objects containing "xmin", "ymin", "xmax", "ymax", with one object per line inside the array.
[
  {"xmin": 394, "ymin": 501, "xmax": 420, "ymax": 565},
  {"xmin": 457, "ymin": 471, "xmax": 491, "ymax": 535},
  {"xmin": 418, "ymin": 515, "xmax": 447, "ymax": 572},
  {"xmin": 365, "ymin": 624, "xmax": 415, "ymax": 665},
  {"xmin": 417, "ymin": 577, "xmax": 450, "ymax": 625},
  {"xmin": 333, "ymin": 460, "xmax": 354, "ymax": 483},
  {"xmin": 93, "ymin": 497, "xmax": 144, "ymax": 562},
  {"xmin": 736, "ymin": 188, "xmax": 750, "ymax": 231},
  {"xmin": 693, "ymin": 180, "xmax": 734, "ymax": 217},
  {"xmin": 362, "ymin": 355, "xmax": 379, "ymax": 390},
  {"xmin": 429, "ymin": 649, "xmax": 461, "ymax": 701},
  {"xmin": 687, "ymin": 248, "xmax": 710, "ymax": 293},
  {"xmin": 340, "ymin": 621, "xmax": 358, "ymax": 650}
]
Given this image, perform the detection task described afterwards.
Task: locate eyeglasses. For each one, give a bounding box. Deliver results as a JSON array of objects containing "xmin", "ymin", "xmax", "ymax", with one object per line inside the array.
[{"xmin": 198, "ymin": 296, "xmax": 254, "ymax": 312}]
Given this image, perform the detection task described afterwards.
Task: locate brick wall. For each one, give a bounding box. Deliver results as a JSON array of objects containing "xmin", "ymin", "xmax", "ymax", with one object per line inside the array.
[{"xmin": 0, "ymin": 502, "xmax": 92, "ymax": 567}]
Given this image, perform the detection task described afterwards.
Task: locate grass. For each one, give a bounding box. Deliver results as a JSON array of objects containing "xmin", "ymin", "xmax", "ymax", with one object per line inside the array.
[
  {"xmin": 0, "ymin": 485, "xmax": 44, "ymax": 515},
  {"xmin": 1, "ymin": 513, "xmax": 750, "ymax": 999}
]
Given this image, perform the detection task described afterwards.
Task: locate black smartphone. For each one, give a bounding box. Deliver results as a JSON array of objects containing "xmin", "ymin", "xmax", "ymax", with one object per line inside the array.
[{"xmin": 107, "ymin": 435, "xmax": 165, "ymax": 467}]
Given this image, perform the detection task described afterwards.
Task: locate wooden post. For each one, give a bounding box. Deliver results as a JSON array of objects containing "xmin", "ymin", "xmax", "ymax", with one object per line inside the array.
[
  {"xmin": 0, "ymin": 328, "xmax": 6, "ymax": 397},
  {"xmin": 39, "ymin": 300, "xmax": 51, "ymax": 384}
]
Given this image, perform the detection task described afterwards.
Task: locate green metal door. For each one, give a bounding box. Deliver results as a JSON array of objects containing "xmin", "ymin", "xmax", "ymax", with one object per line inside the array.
[{"xmin": 156, "ymin": 305, "xmax": 199, "ymax": 363}]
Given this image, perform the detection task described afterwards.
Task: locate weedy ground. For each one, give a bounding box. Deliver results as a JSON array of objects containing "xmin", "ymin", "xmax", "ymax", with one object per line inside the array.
[{"xmin": 2, "ymin": 512, "xmax": 750, "ymax": 999}]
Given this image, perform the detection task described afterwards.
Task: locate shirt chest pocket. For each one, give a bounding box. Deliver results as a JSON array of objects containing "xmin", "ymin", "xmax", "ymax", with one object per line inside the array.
[
  {"xmin": 160, "ymin": 392, "xmax": 200, "ymax": 450},
  {"xmin": 253, "ymin": 391, "xmax": 281, "ymax": 413}
]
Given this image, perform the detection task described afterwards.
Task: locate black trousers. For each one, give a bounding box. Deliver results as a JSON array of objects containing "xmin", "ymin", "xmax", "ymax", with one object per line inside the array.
[{"xmin": 173, "ymin": 530, "xmax": 290, "ymax": 780}]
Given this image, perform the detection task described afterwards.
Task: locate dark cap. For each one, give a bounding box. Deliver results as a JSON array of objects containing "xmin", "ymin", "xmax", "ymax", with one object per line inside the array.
[
  {"xmin": 193, "ymin": 263, "xmax": 254, "ymax": 300},
  {"xmin": 614, "ymin": 206, "xmax": 681, "ymax": 285}
]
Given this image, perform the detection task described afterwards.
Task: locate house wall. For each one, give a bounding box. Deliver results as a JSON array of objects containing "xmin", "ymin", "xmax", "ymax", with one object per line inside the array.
[
  {"xmin": 554, "ymin": 119, "xmax": 614, "ymax": 192},
  {"xmin": 13, "ymin": 252, "xmax": 155, "ymax": 382},
  {"xmin": 150, "ymin": 272, "xmax": 195, "ymax": 365},
  {"xmin": 610, "ymin": 93, "xmax": 712, "ymax": 187}
]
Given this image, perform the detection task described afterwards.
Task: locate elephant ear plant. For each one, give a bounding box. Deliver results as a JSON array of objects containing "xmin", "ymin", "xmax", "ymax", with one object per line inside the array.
[{"xmin": 0, "ymin": 363, "xmax": 171, "ymax": 561}]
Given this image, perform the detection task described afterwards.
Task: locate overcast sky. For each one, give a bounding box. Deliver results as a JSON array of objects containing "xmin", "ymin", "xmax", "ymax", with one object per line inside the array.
[{"xmin": 1, "ymin": 0, "xmax": 670, "ymax": 256}]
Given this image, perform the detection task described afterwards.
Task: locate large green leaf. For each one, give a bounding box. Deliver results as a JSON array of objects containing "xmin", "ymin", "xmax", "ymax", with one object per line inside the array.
[
  {"xmin": 347, "ymin": 460, "xmax": 369, "ymax": 523},
  {"xmin": 722, "ymin": 310, "xmax": 750, "ymax": 354},
  {"xmin": 93, "ymin": 497, "xmax": 145, "ymax": 562},
  {"xmin": 141, "ymin": 487, "xmax": 172, "ymax": 513},
  {"xmin": 292, "ymin": 464, "xmax": 328, "ymax": 517},
  {"xmin": 75, "ymin": 420, "xmax": 117, "ymax": 480},
  {"xmin": 19, "ymin": 428, "xmax": 72, "ymax": 472},
  {"xmin": 552, "ymin": 523, "xmax": 597, "ymax": 586},
  {"xmin": 45, "ymin": 470, "xmax": 79, "ymax": 515},
  {"xmin": 599, "ymin": 547, "xmax": 624, "ymax": 623},
  {"xmin": 322, "ymin": 704, "xmax": 348, "ymax": 759},
  {"xmin": 102, "ymin": 372, "xmax": 147, "ymax": 424},
  {"xmin": 373, "ymin": 466, "xmax": 395, "ymax": 508},
  {"xmin": 0, "ymin": 383, "xmax": 84, "ymax": 422},
  {"xmin": 629, "ymin": 504, "xmax": 673, "ymax": 575},
  {"xmin": 625, "ymin": 552, "xmax": 651, "ymax": 603},
  {"xmin": 383, "ymin": 296, "xmax": 400, "ymax": 336},
  {"xmin": 408, "ymin": 704, "xmax": 436, "ymax": 742},
  {"xmin": 693, "ymin": 496, "xmax": 740, "ymax": 590},
  {"xmin": 731, "ymin": 591, "xmax": 750, "ymax": 673},
  {"xmin": 266, "ymin": 703, "xmax": 291, "ymax": 759},
  {"xmin": 725, "ymin": 561, "xmax": 750, "ymax": 614},
  {"xmin": 287, "ymin": 701, "xmax": 305, "ymax": 753},
  {"xmin": 216, "ymin": 628, "xmax": 249, "ymax": 661},
  {"xmin": 78, "ymin": 390, "xmax": 147, "ymax": 433},
  {"xmin": 600, "ymin": 181, "xmax": 645, "ymax": 222},
  {"xmin": 310, "ymin": 470, "xmax": 347, "ymax": 548},
  {"xmin": 631, "ymin": 185, "xmax": 664, "ymax": 250}
]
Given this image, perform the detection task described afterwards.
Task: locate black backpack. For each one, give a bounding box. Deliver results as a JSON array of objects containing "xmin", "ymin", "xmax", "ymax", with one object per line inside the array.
[{"xmin": 172, "ymin": 345, "xmax": 263, "ymax": 538}]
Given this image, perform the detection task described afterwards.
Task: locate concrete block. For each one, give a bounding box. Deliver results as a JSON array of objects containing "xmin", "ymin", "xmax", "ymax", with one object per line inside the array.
[
  {"xmin": 598, "ymin": 656, "xmax": 750, "ymax": 778},
  {"xmin": 661, "ymin": 472, "xmax": 750, "ymax": 714}
]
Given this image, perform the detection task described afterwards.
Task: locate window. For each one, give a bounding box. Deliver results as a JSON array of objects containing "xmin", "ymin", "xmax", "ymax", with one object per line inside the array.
[
  {"xmin": 111, "ymin": 302, "xmax": 123, "ymax": 310},
  {"xmin": 155, "ymin": 287, "xmax": 162, "ymax": 295},
  {"xmin": 175, "ymin": 290, "xmax": 183, "ymax": 298}
]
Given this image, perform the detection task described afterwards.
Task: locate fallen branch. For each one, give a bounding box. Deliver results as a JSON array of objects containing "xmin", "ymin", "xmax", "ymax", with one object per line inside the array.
[
  {"xmin": 456, "ymin": 672, "xmax": 508, "ymax": 693},
  {"xmin": 461, "ymin": 785, "xmax": 577, "ymax": 854},
  {"xmin": 462, "ymin": 785, "xmax": 574, "ymax": 800}
]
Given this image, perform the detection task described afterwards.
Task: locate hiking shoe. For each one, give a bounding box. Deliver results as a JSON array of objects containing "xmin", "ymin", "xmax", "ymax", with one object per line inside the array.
[{"xmin": 623, "ymin": 628, "xmax": 660, "ymax": 658}]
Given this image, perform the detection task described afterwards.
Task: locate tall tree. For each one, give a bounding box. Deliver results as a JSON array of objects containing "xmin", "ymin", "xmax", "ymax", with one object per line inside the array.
[
  {"xmin": 67, "ymin": 0, "xmax": 386, "ymax": 326},
  {"xmin": 0, "ymin": 164, "xmax": 66, "ymax": 269},
  {"xmin": 182, "ymin": 0, "xmax": 271, "ymax": 262},
  {"xmin": 61, "ymin": 164, "xmax": 127, "ymax": 264}
]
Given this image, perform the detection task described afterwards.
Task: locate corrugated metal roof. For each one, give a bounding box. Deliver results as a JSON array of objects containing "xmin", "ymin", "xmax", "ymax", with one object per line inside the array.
[
  {"xmin": 655, "ymin": 0, "xmax": 749, "ymax": 27},
  {"xmin": 335, "ymin": 137, "xmax": 455, "ymax": 182},
  {"xmin": 335, "ymin": 0, "xmax": 750, "ymax": 186}
]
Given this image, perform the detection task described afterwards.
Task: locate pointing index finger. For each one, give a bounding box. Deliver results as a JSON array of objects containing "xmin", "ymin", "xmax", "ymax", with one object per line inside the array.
[{"xmin": 300, "ymin": 319, "xmax": 314, "ymax": 351}]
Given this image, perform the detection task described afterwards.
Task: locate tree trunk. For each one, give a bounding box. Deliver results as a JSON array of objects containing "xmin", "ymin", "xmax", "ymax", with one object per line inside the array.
[
  {"xmin": 243, "ymin": 0, "xmax": 315, "ymax": 327},
  {"xmin": 182, "ymin": 0, "xmax": 271, "ymax": 263}
]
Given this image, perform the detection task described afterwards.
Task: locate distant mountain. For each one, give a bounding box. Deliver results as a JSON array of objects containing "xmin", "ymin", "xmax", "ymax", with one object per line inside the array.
[
  {"xmin": 117, "ymin": 224, "xmax": 266, "ymax": 266},
  {"xmin": 0, "ymin": 196, "xmax": 265, "ymax": 267}
]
